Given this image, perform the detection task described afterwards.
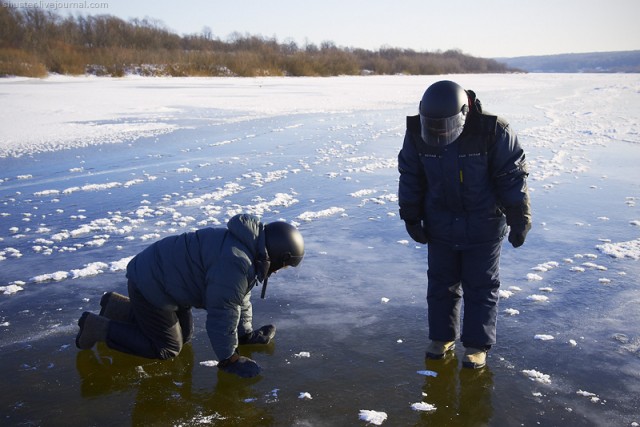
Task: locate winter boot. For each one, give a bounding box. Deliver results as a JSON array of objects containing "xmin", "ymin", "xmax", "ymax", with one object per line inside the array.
[
  {"xmin": 425, "ymin": 340, "xmax": 456, "ymax": 359},
  {"xmin": 99, "ymin": 292, "xmax": 131, "ymax": 322},
  {"xmin": 75, "ymin": 312, "xmax": 110, "ymax": 350},
  {"xmin": 462, "ymin": 347, "xmax": 487, "ymax": 369}
]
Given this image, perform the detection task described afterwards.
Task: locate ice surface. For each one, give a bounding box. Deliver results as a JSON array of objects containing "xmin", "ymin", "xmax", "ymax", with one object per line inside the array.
[{"xmin": 1, "ymin": 73, "xmax": 639, "ymax": 426}]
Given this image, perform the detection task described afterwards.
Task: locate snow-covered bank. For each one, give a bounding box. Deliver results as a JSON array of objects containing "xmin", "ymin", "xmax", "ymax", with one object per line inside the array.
[
  {"xmin": 1, "ymin": 74, "xmax": 423, "ymax": 158},
  {"xmin": 4, "ymin": 73, "xmax": 637, "ymax": 158}
]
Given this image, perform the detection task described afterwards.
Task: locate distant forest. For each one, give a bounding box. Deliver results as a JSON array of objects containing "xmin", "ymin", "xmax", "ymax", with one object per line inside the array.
[{"xmin": 0, "ymin": 5, "xmax": 516, "ymax": 77}]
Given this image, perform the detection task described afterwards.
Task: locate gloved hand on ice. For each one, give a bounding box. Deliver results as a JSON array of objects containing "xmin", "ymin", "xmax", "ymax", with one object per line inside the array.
[
  {"xmin": 239, "ymin": 324, "xmax": 276, "ymax": 345},
  {"xmin": 218, "ymin": 353, "xmax": 262, "ymax": 378}
]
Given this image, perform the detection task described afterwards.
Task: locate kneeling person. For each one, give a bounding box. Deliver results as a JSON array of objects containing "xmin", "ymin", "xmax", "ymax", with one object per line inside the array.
[{"xmin": 75, "ymin": 213, "xmax": 304, "ymax": 378}]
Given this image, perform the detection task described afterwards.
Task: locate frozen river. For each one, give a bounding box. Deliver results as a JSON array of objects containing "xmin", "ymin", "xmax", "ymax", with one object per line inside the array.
[{"xmin": 0, "ymin": 74, "xmax": 639, "ymax": 426}]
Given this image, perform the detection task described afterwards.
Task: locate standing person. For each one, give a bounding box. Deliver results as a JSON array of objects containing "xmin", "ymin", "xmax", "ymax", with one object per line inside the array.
[
  {"xmin": 398, "ymin": 80, "xmax": 531, "ymax": 369},
  {"xmin": 75, "ymin": 213, "xmax": 304, "ymax": 378}
]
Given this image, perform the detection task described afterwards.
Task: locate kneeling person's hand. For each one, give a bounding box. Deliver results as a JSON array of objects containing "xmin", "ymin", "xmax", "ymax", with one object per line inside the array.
[
  {"xmin": 218, "ymin": 353, "xmax": 262, "ymax": 378},
  {"xmin": 239, "ymin": 324, "xmax": 276, "ymax": 345}
]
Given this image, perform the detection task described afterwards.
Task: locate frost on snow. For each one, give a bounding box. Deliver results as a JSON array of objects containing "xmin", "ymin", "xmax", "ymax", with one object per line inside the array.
[
  {"xmin": 411, "ymin": 402, "xmax": 436, "ymax": 412},
  {"xmin": 297, "ymin": 207, "xmax": 346, "ymax": 222},
  {"xmin": 416, "ymin": 370, "xmax": 438, "ymax": 377},
  {"xmin": 596, "ymin": 239, "xmax": 640, "ymax": 260},
  {"xmin": 498, "ymin": 289, "xmax": 513, "ymax": 299},
  {"xmin": 522, "ymin": 369, "xmax": 551, "ymax": 384},
  {"xmin": 359, "ymin": 410, "xmax": 387, "ymax": 425},
  {"xmin": 534, "ymin": 334, "xmax": 555, "ymax": 341},
  {"xmin": 577, "ymin": 390, "xmax": 601, "ymax": 403},
  {"xmin": 0, "ymin": 284, "xmax": 24, "ymax": 295},
  {"xmin": 294, "ymin": 351, "xmax": 311, "ymax": 358}
]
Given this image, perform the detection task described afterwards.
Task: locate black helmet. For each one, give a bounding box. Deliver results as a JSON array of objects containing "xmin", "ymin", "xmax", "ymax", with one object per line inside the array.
[
  {"xmin": 419, "ymin": 80, "xmax": 469, "ymax": 146},
  {"xmin": 260, "ymin": 221, "xmax": 304, "ymax": 299},
  {"xmin": 265, "ymin": 221, "xmax": 304, "ymax": 272}
]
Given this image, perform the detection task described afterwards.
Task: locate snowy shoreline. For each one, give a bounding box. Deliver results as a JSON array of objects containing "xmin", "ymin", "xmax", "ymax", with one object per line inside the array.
[{"xmin": 3, "ymin": 73, "xmax": 638, "ymax": 158}]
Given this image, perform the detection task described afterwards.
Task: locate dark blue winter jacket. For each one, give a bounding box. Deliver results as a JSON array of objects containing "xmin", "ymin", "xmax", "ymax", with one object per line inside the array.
[
  {"xmin": 398, "ymin": 100, "xmax": 530, "ymax": 249},
  {"xmin": 126, "ymin": 214, "xmax": 268, "ymax": 360}
]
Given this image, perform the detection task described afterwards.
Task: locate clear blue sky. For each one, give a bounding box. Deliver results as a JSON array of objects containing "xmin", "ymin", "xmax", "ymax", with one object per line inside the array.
[{"xmin": 56, "ymin": 0, "xmax": 640, "ymax": 58}]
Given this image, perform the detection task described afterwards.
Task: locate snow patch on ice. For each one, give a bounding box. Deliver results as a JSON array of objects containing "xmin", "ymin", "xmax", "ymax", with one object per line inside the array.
[
  {"xmin": 21, "ymin": 256, "xmax": 134, "ymax": 286},
  {"xmin": 576, "ymin": 390, "xmax": 601, "ymax": 404},
  {"xmin": 527, "ymin": 295, "xmax": 549, "ymax": 302},
  {"xmin": 358, "ymin": 410, "xmax": 387, "ymax": 425},
  {"xmin": 411, "ymin": 402, "xmax": 436, "ymax": 412},
  {"xmin": 297, "ymin": 207, "xmax": 346, "ymax": 222},
  {"xmin": 0, "ymin": 284, "xmax": 24, "ymax": 295},
  {"xmin": 416, "ymin": 370, "xmax": 438, "ymax": 377},
  {"xmin": 522, "ymin": 369, "xmax": 551, "ymax": 384},
  {"xmin": 294, "ymin": 351, "xmax": 311, "ymax": 358},
  {"xmin": 499, "ymin": 290, "xmax": 513, "ymax": 299},
  {"xmin": 534, "ymin": 334, "xmax": 555, "ymax": 341},
  {"xmin": 596, "ymin": 239, "xmax": 640, "ymax": 260}
]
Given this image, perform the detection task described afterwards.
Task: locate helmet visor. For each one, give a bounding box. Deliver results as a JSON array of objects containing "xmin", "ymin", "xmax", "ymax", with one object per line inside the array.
[{"xmin": 420, "ymin": 110, "xmax": 466, "ymax": 146}]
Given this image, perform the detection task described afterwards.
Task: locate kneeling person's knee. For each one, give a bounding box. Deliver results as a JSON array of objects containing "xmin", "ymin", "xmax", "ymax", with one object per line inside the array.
[{"xmin": 156, "ymin": 343, "xmax": 182, "ymax": 360}]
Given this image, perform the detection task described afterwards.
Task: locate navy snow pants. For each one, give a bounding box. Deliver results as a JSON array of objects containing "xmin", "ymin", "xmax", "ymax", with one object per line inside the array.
[
  {"xmin": 426, "ymin": 240, "xmax": 502, "ymax": 349},
  {"xmin": 106, "ymin": 281, "xmax": 194, "ymax": 360}
]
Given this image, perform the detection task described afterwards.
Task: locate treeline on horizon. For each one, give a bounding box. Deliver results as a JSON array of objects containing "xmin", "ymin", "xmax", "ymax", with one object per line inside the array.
[{"xmin": 0, "ymin": 6, "xmax": 518, "ymax": 78}]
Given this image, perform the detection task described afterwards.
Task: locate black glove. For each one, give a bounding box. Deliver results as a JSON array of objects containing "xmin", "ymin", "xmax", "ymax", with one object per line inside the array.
[
  {"xmin": 505, "ymin": 205, "xmax": 531, "ymax": 248},
  {"xmin": 508, "ymin": 222, "xmax": 531, "ymax": 248},
  {"xmin": 238, "ymin": 324, "xmax": 276, "ymax": 345},
  {"xmin": 218, "ymin": 354, "xmax": 262, "ymax": 378},
  {"xmin": 405, "ymin": 221, "xmax": 428, "ymax": 244}
]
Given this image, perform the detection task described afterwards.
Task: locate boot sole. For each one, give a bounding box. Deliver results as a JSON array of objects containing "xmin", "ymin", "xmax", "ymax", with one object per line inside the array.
[{"xmin": 462, "ymin": 360, "xmax": 486, "ymax": 369}]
